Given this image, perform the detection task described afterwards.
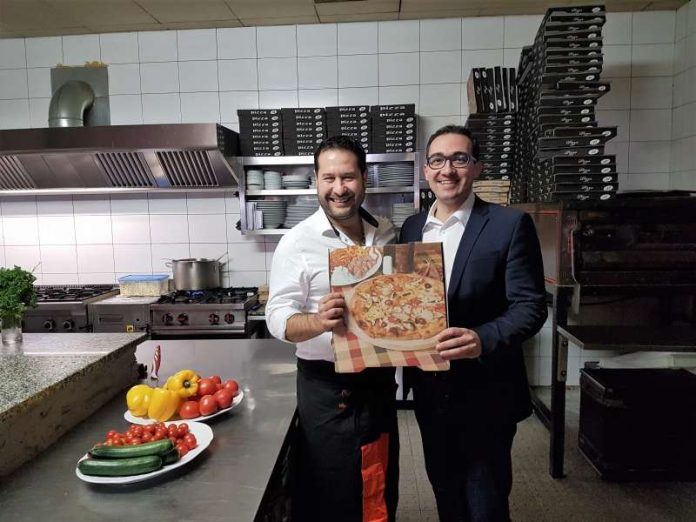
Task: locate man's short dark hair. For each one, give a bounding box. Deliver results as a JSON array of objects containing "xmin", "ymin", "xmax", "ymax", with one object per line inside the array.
[
  {"xmin": 314, "ymin": 135, "xmax": 367, "ymax": 174},
  {"xmin": 425, "ymin": 125, "xmax": 479, "ymax": 160}
]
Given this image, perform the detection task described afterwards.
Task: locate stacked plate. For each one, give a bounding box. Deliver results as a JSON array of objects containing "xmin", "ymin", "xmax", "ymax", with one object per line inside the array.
[
  {"xmin": 255, "ymin": 200, "xmax": 287, "ymax": 229},
  {"xmin": 246, "ymin": 169, "xmax": 264, "ymax": 190},
  {"xmin": 375, "ymin": 162, "xmax": 414, "ymax": 187},
  {"xmin": 264, "ymin": 171, "xmax": 282, "ymax": 190},
  {"xmin": 365, "ymin": 165, "xmax": 378, "ymax": 188},
  {"xmin": 392, "ymin": 202, "xmax": 416, "ymax": 228},
  {"xmin": 282, "ymin": 173, "xmax": 310, "ymax": 189},
  {"xmin": 284, "ymin": 197, "xmax": 319, "ymax": 228}
]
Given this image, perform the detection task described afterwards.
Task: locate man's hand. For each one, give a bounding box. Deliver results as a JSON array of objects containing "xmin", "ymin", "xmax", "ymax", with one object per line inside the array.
[
  {"xmin": 315, "ymin": 292, "xmax": 346, "ymax": 332},
  {"xmin": 434, "ymin": 327, "xmax": 482, "ymax": 361}
]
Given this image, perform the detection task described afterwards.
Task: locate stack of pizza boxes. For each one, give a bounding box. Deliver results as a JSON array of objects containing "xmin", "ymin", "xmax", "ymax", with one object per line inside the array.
[
  {"xmin": 326, "ymin": 105, "xmax": 371, "ymax": 153},
  {"xmin": 237, "ymin": 109, "xmax": 284, "ymax": 156},
  {"xmin": 370, "ymin": 104, "xmax": 416, "ymax": 153},
  {"xmin": 513, "ymin": 4, "xmax": 618, "ymax": 203},
  {"xmin": 281, "ymin": 107, "xmax": 327, "ymax": 156}
]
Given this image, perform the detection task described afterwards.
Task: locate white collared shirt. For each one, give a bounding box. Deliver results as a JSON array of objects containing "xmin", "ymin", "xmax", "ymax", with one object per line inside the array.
[
  {"xmin": 266, "ymin": 208, "xmax": 395, "ymax": 361},
  {"xmin": 421, "ymin": 192, "xmax": 476, "ymax": 290}
]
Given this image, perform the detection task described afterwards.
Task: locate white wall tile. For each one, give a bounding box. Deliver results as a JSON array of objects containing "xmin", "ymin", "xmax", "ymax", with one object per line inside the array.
[
  {"xmin": 338, "ymin": 22, "xmax": 378, "ymax": 55},
  {"xmin": 181, "ymin": 92, "xmax": 220, "ymax": 122},
  {"xmin": 138, "ymin": 31, "xmax": 177, "ymax": 62},
  {"xmin": 419, "ymin": 83, "xmax": 460, "ymax": 116},
  {"xmin": 148, "ymin": 194, "xmax": 187, "ymax": 213},
  {"xmin": 5, "ymin": 246, "xmax": 41, "ymax": 272},
  {"xmin": 0, "ymin": 38, "xmax": 26, "ymax": 69},
  {"xmin": 676, "ymin": 5, "xmax": 688, "ymax": 41},
  {"xmin": 379, "ymin": 53, "xmax": 419, "ymax": 86},
  {"xmin": 604, "ymin": 12, "xmax": 633, "ymax": 46},
  {"xmin": 688, "ymin": 1, "xmax": 696, "ymax": 36},
  {"xmin": 602, "ymin": 45, "xmax": 632, "ymax": 78},
  {"xmin": 420, "ymin": 18, "xmax": 461, "ymax": 52},
  {"xmin": 29, "ymin": 98, "xmax": 50, "ymax": 128},
  {"xmin": 112, "ymin": 214, "xmax": 150, "ymax": 244},
  {"xmin": 502, "ymin": 48, "xmax": 521, "ymax": 69},
  {"xmin": 218, "ymin": 59, "xmax": 258, "ymax": 91},
  {"xmin": 27, "ymin": 68, "xmax": 51, "ymax": 98},
  {"xmin": 77, "ymin": 244, "xmax": 115, "ymax": 273},
  {"xmin": 140, "ymin": 62, "xmax": 179, "ymax": 93},
  {"xmin": 38, "ymin": 216, "xmax": 75, "ymax": 245},
  {"xmin": 298, "ymin": 56, "xmax": 338, "ymax": 89},
  {"xmin": 40, "ymin": 245, "xmax": 77, "ymax": 273},
  {"xmin": 503, "ymin": 15, "xmax": 543, "ymax": 48},
  {"xmin": 219, "ymin": 91, "xmax": 259, "ymax": 121},
  {"xmin": 217, "ymin": 27, "xmax": 256, "ymax": 59},
  {"xmin": 188, "ymin": 214, "xmax": 227, "ymax": 243},
  {"xmin": 190, "ymin": 243, "xmax": 228, "ymax": 259},
  {"xmin": 142, "ymin": 93, "xmax": 181, "ymax": 124},
  {"xmin": 179, "ymin": 61, "xmax": 218, "ymax": 92},
  {"xmin": 114, "ymin": 244, "xmax": 152, "ymax": 273},
  {"xmin": 632, "ymin": 11, "xmax": 675, "ymax": 44},
  {"xmin": 3, "ymin": 216, "xmax": 38, "ymax": 245},
  {"xmin": 226, "ymin": 270, "xmax": 267, "ymax": 287},
  {"xmin": 461, "ymin": 49, "xmax": 503, "ymax": 83},
  {"xmin": 109, "ymin": 95, "xmax": 143, "ymax": 125},
  {"xmin": 628, "ymin": 141, "xmax": 671, "ymax": 173},
  {"xmin": 297, "ymin": 23, "xmax": 337, "ymax": 57},
  {"xmin": 462, "ymin": 16, "xmax": 504, "ymax": 50},
  {"xmin": 225, "ymin": 194, "xmax": 240, "ymax": 214},
  {"xmin": 606, "ymin": 141, "xmax": 630, "ymax": 174},
  {"xmin": 417, "ymin": 115, "xmax": 460, "ymax": 150},
  {"xmin": 420, "ymin": 50, "xmax": 460, "ymax": 85},
  {"xmin": 299, "ymin": 88, "xmax": 338, "ymax": 107},
  {"xmin": 100, "ymin": 33, "xmax": 139, "ymax": 64},
  {"xmin": 379, "ymin": 20, "xmax": 419, "ymax": 53},
  {"xmin": 596, "ymin": 109, "xmax": 630, "ymax": 143},
  {"xmin": 26, "ymin": 37, "xmax": 62, "ymax": 68},
  {"xmin": 78, "ymin": 272, "xmax": 116, "ymax": 284},
  {"xmin": 2, "ymin": 197, "xmax": 37, "ymax": 216},
  {"xmin": 225, "ymin": 213, "xmax": 245, "ymax": 243},
  {"xmin": 338, "ymin": 54, "xmax": 378, "ymax": 87},
  {"xmin": 257, "ymin": 25, "xmax": 297, "ymax": 58},
  {"xmin": 0, "ymin": 69, "xmax": 28, "ymax": 99},
  {"xmin": 108, "ymin": 63, "xmax": 141, "ymax": 95},
  {"xmin": 378, "ymin": 85, "xmax": 419, "ymax": 108},
  {"xmin": 37, "ymin": 197, "xmax": 72, "ymax": 215},
  {"xmin": 150, "ymin": 214, "xmax": 189, "ymax": 243},
  {"xmin": 631, "ymin": 44, "xmax": 674, "ymax": 76},
  {"xmin": 258, "ymin": 57, "xmax": 298, "ymax": 90},
  {"xmin": 630, "ymin": 109, "xmax": 672, "ymax": 141},
  {"xmin": 41, "ymin": 273, "xmax": 78, "ymax": 284},
  {"xmin": 151, "ymin": 243, "xmax": 189, "ymax": 272},
  {"xmin": 673, "ymin": 40, "xmax": 686, "ymax": 75},
  {"xmin": 623, "ymin": 172, "xmax": 670, "ymax": 190},
  {"xmin": 630, "ymin": 76, "xmax": 673, "ymax": 109},
  {"xmin": 75, "ymin": 215, "xmax": 112, "ymax": 244},
  {"xmin": 597, "ymin": 78, "xmax": 631, "ymax": 110},
  {"xmin": 177, "ymin": 29, "xmax": 216, "ymax": 61},
  {"xmin": 73, "ymin": 195, "xmax": 110, "ymax": 215},
  {"xmin": 226, "ymin": 241, "xmax": 267, "ymax": 271},
  {"xmin": 258, "ymin": 89, "xmax": 298, "ymax": 109},
  {"xmin": 111, "ymin": 194, "xmax": 149, "ymax": 214},
  {"xmin": 186, "ymin": 194, "xmax": 226, "ymax": 214},
  {"xmin": 62, "ymin": 35, "xmax": 100, "ymax": 66}
]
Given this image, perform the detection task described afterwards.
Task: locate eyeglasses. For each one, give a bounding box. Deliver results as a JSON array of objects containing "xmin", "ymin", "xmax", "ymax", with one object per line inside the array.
[{"xmin": 426, "ymin": 152, "xmax": 477, "ymax": 170}]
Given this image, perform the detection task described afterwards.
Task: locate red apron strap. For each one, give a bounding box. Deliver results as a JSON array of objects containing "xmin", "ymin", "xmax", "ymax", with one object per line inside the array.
[{"xmin": 361, "ymin": 432, "xmax": 390, "ymax": 522}]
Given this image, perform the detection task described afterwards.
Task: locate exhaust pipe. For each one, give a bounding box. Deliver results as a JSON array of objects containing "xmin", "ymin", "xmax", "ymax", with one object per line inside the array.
[{"xmin": 48, "ymin": 80, "xmax": 95, "ymax": 128}]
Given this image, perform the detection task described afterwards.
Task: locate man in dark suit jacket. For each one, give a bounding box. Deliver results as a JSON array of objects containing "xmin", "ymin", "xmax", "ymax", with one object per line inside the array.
[{"xmin": 400, "ymin": 125, "xmax": 547, "ymax": 522}]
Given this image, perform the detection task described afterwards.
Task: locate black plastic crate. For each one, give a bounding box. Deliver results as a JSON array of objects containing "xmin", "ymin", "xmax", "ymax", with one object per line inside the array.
[{"xmin": 579, "ymin": 368, "xmax": 696, "ymax": 481}]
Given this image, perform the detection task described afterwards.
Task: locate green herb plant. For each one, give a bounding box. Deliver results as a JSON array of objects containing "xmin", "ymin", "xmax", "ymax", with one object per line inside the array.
[{"xmin": 0, "ymin": 266, "xmax": 37, "ymax": 326}]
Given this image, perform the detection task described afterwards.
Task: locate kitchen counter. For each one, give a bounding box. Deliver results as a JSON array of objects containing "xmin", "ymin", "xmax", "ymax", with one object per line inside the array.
[{"xmin": 0, "ymin": 338, "xmax": 298, "ymax": 522}]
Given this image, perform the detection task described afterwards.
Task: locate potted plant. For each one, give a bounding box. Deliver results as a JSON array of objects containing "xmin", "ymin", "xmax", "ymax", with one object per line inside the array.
[{"xmin": 0, "ymin": 266, "xmax": 37, "ymax": 345}]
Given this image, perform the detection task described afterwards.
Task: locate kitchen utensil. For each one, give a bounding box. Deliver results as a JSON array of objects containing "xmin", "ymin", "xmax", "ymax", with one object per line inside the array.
[{"xmin": 165, "ymin": 255, "xmax": 227, "ymax": 291}]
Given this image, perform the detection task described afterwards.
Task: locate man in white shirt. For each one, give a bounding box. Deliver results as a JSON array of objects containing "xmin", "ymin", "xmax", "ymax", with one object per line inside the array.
[{"xmin": 266, "ymin": 135, "xmax": 399, "ymax": 522}]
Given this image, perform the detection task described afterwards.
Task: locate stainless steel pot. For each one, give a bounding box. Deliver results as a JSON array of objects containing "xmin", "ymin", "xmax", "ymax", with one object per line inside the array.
[{"xmin": 165, "ymin": 256, "xmax": 226, "ymax": 291}]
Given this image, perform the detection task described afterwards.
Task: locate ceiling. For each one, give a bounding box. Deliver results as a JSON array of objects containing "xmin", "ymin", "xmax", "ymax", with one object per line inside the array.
[{"xmin": 0, "ymin": 0, "xmax": 688, "ymax": 38}]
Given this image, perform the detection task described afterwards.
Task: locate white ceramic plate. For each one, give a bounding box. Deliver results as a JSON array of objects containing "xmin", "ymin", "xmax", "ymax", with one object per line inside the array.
[
  {"xmin": 123, "ymin": 390, "xmax": 244, "ymax": 425},
  {"xmin": 330, "ymin": 249, "xmax": 382, "ymax": 287},
  {"xmin": 75, "ymin": 421, "xmax": 213, "ymax": 485}
]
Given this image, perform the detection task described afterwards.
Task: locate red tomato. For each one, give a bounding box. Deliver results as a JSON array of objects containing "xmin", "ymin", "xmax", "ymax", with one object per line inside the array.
[
  {"xmin": 213, "ymin": 389, "xmax": 234, "ymax": 409},
  {"xmin": 209, "ymin": 375, "xmax": 222, "ymax": 386},
  {"xmin": 183, "ymin": 433, "xmax": 198, "ymax": 450},
  {"xmin": 131, "ymin": 437, "xmax": 142, "ymax": 445},
  {"xmin": 176, "ymin": 425, "xmax": 188, "ymax": 438},
  {"xmin": 199, "ymin": 394, "xmax": 219, "ymax": 416},
  {"xmin": 176, "ymin": 443, "xmax": 189, "ymax": 457},
  {"xmin": 106, "ymin": 430, "xmax": 118, "ymax": 439},
  {"xmin": 178, "ymin": 422, "xmax": 189, "ymax": 434},
  {"xmin": 143, "ymin": 425, "xmax": 155, "ymax": 435},
  {"xmin": 142, "ymin": 432, "xmax": 153, "ymax": 443},
  {"xmin": 167, "ymin": 425, "xmax": 178, "ymax": 437},
  {"xmin": 169, "ymin": 436, "xmax": 178, "ymax": 446},
  {"xmin": 222, "ymin": 379, "xmax": 239, "ymax": 396},
  {"xmin": 215, "ymin": 383, "xmax": 222, "ymax": 392},
  {"xmin": 198, "ymin": 378, "xmax": 217, "ymax": 397},
  {"xmin": 178, "ymin": 400, "xmax": 201, "ymax": 420}
]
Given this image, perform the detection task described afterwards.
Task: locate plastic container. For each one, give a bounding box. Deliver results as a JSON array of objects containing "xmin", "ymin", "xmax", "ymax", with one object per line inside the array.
[{"xmin": 118, "ymin": 274, "xmax": 170, "ymax": 297}]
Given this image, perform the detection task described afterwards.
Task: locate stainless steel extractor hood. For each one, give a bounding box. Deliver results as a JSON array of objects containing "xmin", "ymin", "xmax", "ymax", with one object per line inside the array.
[{"xmin": 0, "ymin": 123, "xmax": 241, "ymax": 195}]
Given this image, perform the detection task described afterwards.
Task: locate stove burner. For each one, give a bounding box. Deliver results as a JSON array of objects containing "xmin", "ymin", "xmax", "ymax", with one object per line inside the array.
[
  {"xmin": 156, "ymin": 287, "xmax": 258, "ymax": 306},
  {"xmin": 35, "ymin": 285, "xmax": 118, "ymax": 302}
]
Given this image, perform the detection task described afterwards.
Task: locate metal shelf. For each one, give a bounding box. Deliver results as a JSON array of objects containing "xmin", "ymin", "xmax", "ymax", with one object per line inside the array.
[
  {"xmin": 244, "ymin": 228, "xmax": 290, "ymax": 236},
  {"xmin": 246, "ymin": 186, "xmax": 415, "ymax": 197},
  {"xmin": 241, "ymin": 152, "xmax": 417, "ymax": 166}
]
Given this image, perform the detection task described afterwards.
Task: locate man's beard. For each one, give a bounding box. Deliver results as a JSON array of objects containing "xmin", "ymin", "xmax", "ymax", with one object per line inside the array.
[{"xmin": 319, "ymin": 191, "xmax": 360, "ymax": 222}]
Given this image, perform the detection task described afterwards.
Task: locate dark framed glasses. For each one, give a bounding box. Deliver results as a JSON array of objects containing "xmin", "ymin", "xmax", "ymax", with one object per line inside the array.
[{"xmin": 426, "ymin": 152, "xmax": 477, "ymax": 170}]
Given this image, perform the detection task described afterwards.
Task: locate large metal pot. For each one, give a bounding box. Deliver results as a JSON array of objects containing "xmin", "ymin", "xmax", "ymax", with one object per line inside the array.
[{"xmin": 166, "ymin": 256, "xmax": 225, "ymax": 290}]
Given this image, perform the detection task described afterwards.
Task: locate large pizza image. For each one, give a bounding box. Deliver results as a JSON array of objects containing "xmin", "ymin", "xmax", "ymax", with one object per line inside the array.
[{"xmin": 346, "ymin": 273, "xmax": 447, "ymax": 351}]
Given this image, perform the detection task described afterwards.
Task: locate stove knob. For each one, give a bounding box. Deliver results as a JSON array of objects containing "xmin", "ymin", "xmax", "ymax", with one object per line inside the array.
[
  {"xmin": 177, "ymin": 313, "xmax": 189, "ymax": 325},
  {"xmin": 62, "ymin": 320, "xmax": 74, "ymax": 331},
  {"xmin": 162, "ymin": 313, "xmax": 173, "ymax": 325},
  {"xmin": 43, "ymin": 320, "xmax": 56, "ymax": 331},
  {"xmin": 224, "ymin": 313, "xmax": 235, "ymax": 324},
  {"xmin": 209, "ymin": 313, "xmax": 220, "ymax": 325}
]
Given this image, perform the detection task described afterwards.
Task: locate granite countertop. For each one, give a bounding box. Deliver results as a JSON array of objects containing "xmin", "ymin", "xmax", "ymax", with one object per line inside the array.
[{"xmin": 0, "ymin": 333, "xmax": 147, "ymax": 417}]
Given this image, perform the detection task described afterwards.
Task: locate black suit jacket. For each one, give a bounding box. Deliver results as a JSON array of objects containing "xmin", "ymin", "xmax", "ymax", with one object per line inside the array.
[{"xmin": 399, "ymin": 197, "xmax": 547, "ymax": 423}]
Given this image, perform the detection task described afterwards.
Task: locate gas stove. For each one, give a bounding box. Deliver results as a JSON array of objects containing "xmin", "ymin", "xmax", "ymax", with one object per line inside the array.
[
  {"xmin": 150, "ymin": 287, "xmax": 259, "ymax": 338},
  {"xmin": 24, "ymin": 285, "xmax": 119, "ymax": 332}
]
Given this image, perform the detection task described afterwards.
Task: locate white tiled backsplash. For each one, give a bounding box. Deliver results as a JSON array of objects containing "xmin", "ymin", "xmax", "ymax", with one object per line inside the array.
[{"xmin": 0, "ymin": 9, "xmax": 694, "ymax": 386}]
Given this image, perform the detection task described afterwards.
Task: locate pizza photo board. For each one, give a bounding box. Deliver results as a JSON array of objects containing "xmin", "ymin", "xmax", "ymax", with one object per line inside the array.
[{"xmin": 330, "ymin": 242, "xmax": 450, "ymax": 373}]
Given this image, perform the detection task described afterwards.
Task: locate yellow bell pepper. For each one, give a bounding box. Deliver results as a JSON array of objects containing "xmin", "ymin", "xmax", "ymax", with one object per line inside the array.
[
  {"xmin": 165, "ymin": 369, "xmax": 200, "ymax": 398},
  {"xmin": 147, "ymin": 387, "xmax": 181, "ymax": 422},
  {"xmin": 126, "ymin": 384, "xmax": 153, "ymax": 417}
]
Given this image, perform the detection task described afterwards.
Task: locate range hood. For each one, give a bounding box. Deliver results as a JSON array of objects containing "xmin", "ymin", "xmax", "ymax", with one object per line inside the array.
[{"xmin": 0, "ymin": 123, "xmax": 241, "ymax": 195}]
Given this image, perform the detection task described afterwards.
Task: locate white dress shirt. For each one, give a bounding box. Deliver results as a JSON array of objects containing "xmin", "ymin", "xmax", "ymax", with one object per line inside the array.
[
  {"xmin": 421, "ymin": 191, "xmax": 476, "ymax": 291},
  {"xmin": 266, "ymin": 208, "xmax": 395, "ymax": 361}
]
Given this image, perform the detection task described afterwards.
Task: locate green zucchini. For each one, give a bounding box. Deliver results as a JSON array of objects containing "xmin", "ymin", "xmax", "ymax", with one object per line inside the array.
[
  {"xmin": 162, "ymin": 447, "xmax": 180, "ymax": 465},
  {"xmin": 78, "ymin": 455, "xmax": 162, "ymax": 477},
  {"xmin": 89, "ymin": 439, "xmax": 173, "ymax": 459}
]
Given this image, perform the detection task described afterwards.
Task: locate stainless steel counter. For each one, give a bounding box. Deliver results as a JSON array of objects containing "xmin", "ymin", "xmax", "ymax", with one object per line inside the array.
[{"xmin": 0, "ymin": 338, "xmax": 298, "ymax": 522}]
